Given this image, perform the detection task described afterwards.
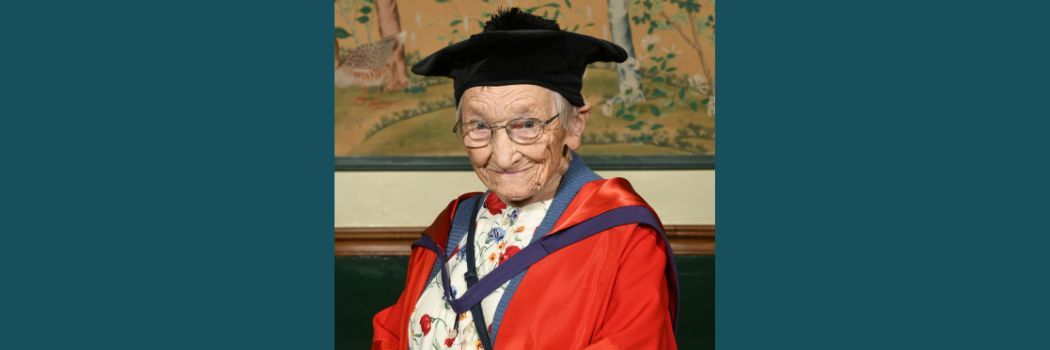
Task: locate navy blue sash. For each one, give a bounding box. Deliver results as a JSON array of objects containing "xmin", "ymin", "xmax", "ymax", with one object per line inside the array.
[{"xmin": 411, "ymin": 199, "xmax": 681, "ymax": 338}]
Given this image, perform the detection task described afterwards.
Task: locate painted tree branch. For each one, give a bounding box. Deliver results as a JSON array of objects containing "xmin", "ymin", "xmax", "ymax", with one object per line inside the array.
[
  {"xmin": 336, "ymin": 2, "xmax": 361, "ymax": 46},
  {"xmin": 660, "ymin": 10, "xmax": 714, "ymax": 97},
  {"xmin": 608, "ymin": 0, "xmax": 646, "ymax": 104},
  {"xmin": 375, "ymin": 0, "xmax": 409, "ymax": 90}
]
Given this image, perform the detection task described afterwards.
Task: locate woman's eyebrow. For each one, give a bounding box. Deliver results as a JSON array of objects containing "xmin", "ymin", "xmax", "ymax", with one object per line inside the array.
[
  {"xmin": 462, "ymin": 106, "xmax": 488, "ymax": 117},
  {"xmin": 506, "ymin": 106, "xmax": 544, "ymax": 118},
  {"xmin": 460, "ymin": 106, "xmax": 485, "ymax": 119}
]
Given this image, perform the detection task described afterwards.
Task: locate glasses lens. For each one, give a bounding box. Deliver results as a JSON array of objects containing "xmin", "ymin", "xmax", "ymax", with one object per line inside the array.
[
  {"xmin": 509, "ymin": 118, "xmax": 544, "ymax": 142},
  {"xmin": 462, "ymin": 121, "xmax": 491, "ymax": 147}
]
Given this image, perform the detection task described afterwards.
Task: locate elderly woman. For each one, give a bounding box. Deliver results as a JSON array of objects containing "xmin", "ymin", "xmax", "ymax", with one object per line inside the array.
[{"xmin": 371, "ymin": 8, "xmax": 679, "ymax": 350}]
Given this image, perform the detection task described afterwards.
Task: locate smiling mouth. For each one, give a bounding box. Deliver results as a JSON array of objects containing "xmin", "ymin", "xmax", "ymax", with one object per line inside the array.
[{"xmin": 492, "ymin": 167, "xmax": 530, "ymax": 175}]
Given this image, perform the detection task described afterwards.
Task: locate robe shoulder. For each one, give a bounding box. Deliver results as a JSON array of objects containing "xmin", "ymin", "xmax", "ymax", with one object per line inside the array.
[{"xmin": 550, "ymin": 177, "xmax": 663, "ymax": 234}]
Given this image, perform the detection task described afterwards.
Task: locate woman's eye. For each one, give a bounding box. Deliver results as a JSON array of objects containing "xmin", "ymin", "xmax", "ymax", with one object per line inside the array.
[
  {"xmin": 522, "ymin": 120, "xmax": 537, "ymax": 128},
  {"xmin": 470, "ymin": 121, "xmax": 489, "ymax": 130}
]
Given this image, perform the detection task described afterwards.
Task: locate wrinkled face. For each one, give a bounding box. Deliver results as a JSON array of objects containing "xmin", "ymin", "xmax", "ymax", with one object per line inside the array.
[{"xmin": 458, "ymin": 85, "xmax": 588, "ymax": 206}]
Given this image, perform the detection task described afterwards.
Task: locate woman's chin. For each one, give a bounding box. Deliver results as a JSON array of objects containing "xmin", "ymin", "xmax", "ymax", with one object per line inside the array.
[
  {"xmin": 493, "ymin": 191, "xmax": 529, "ymax": 203},
  {"xmin": 490, "ymin": 187, "xmax": 540, "ymax": 203}
]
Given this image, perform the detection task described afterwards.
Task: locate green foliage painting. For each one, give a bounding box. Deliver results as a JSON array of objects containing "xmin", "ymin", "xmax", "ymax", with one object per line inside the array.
[{"xmin": 335, "ymin": 0, "xmax": 715, "ymax": 159}]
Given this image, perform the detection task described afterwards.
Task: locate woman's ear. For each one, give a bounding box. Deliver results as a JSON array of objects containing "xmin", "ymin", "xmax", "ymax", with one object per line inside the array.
[{"xmin": 564, "ymin": 104, "xmax": 590, "ymax": 151}]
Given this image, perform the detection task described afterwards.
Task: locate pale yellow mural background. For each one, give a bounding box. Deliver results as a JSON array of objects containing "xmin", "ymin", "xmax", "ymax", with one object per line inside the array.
[{"xmin": 335, "ymin": 0, "xmax": 715, "ymax": 157}]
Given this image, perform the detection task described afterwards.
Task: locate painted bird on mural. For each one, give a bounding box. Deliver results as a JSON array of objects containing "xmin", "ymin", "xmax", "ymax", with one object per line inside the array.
[{"xmin": 335, "ymin": 32, "xmax": 405, "ymax": 108}]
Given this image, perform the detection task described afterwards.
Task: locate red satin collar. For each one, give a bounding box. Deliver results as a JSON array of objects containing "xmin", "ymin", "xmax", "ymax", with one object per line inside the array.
[{"xmin": 547, "ymin": 178, "xmax": 659, "ymax": 235}]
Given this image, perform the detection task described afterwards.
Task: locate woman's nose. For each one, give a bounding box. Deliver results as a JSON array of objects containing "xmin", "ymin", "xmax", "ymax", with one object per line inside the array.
[{"xmin": 488, "ymin": 130, "xmax": 520, "ymax": 168}]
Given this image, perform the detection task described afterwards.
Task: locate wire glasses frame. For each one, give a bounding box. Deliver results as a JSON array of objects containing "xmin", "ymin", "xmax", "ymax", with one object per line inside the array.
[{"xmin": 452, "ymin": 113, "xmax": 561, "ymax": 148}]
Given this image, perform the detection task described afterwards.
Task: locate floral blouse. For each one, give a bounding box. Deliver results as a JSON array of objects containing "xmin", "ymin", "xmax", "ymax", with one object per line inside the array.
[{"xmin": 408, "ymin": 193, "xmax": 551, "ymax": 350}]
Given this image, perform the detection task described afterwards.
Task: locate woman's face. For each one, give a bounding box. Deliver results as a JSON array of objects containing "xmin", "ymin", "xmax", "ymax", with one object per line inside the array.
[{"xmin": 458, "ymin": 85, "xmax": 588, "ymax": 206}]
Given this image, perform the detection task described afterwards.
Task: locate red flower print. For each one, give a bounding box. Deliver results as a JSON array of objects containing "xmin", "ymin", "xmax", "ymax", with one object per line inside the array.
[
  {"xmin": 499, "ymin": 245, "xmax": 521, "ymax": 265},
  {"xmin": 444, "ymin": 337, "xmax": 455, "ymax": 347},
  {"xmin": 420, "ymin": 314, "xmax": 432, "ymax": 335},
  {"xmin": 485, "ymin": 192, "xmax": 506, "ymax": 215}
]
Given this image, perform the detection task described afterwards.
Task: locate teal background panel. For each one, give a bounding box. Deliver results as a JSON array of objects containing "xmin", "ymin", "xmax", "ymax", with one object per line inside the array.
[
  {"xmin": 717, "ymin": 0, "xmax": 1050, "ymax": 348},
  {"xmin": 1, "ymin": 1, "xmax": 333, "ymax": 348}
]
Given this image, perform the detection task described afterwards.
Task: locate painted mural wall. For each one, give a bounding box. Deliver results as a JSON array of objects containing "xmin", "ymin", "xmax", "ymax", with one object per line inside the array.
[{"xmin": 335, "ymin": 0, "xmax": 715, "ymax": 157}]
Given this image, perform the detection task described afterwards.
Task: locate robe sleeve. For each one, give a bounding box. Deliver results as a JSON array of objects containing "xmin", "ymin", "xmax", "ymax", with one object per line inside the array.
[
  {"xmin": 370, "ymin": 303, "xmax": 400, "ymax": 350},
  {"xmin": 370, "ymin": 197, "xmax": 464, "ymax": 350},
  {"xmin": 584, "ymin": 224, "xmax": 677, "ymax": 350},
  {"xmin": 370, "ymin": 248, "xmax": 440, "ymax": 350},
  {"xmin": 370, "ymin": 251, "xmax": 418, "ymax": 350}
]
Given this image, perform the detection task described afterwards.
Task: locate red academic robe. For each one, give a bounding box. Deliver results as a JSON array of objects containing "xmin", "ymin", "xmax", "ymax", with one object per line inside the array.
[{"xmin": 371, "ymin": 178, "xmax": 677, "ymax": 350}]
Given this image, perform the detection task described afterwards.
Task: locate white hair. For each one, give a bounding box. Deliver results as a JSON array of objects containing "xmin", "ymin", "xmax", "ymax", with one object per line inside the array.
[
  {"xmin": 549, "ymin": 90, "xmax": 580, "ymax": 131},
  {"xmin": 455, "ymin": 87, "xmax": 580, "ymax": 131}
]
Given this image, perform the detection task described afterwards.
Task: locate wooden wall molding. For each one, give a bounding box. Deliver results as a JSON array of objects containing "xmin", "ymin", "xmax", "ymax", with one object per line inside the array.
[{"xmin": 335, "ymin": 225, "xmax": 714, "ymax": 256}]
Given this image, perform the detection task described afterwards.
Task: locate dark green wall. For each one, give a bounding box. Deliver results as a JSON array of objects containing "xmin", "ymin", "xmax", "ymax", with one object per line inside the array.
[{"xmin": 336, "ymin": 255, "xmax": 713, "ymax": 349}]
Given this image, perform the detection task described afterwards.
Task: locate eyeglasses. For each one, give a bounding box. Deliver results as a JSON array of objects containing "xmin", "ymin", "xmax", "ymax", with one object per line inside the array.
[{"xmin": 452, "ymin": 114, "xmax": 560, "ymax": 148}]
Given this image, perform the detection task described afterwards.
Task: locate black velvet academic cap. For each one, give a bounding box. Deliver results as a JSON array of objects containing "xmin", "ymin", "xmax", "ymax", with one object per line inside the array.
[{"xmin": 411, "ymin": 8, "xmax": 628, "ymax": 107}]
